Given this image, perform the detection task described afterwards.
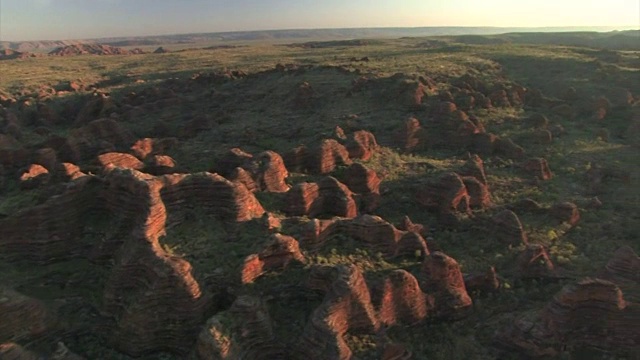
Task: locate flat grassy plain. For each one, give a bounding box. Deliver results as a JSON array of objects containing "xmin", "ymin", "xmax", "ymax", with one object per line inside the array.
[{"xmin": 0, "ymin": 35, "xmax": 638, "ymax": 359}]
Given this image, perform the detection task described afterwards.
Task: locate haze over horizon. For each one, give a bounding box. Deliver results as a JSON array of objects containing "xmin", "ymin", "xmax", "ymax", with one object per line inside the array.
[{"xmin": 1, "ymin": 0, "xmax": 638, "ymax": 42}]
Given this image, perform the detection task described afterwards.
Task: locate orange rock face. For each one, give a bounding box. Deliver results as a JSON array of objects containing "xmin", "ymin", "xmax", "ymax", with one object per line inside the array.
[
  {"xmin": 340, "ymin": 215, "xmax": 429, "ymax": 258},
  {"xmin": 144, "ymin": 155, "xmax": 178, "ymax": 175},
  {"xmin": 285, "ymin": 177, "xmax": 357, "ymax": 219},
  {"xmin": 254, "ymin": 151, "xmax": 290, "ymax": 193},
  {"xmin": 378, "ymin": 270, "xmax": 432, "ymax": 326},
  {"xmin": 346, "ymin": 130, "xmax": 378, "ymax": 161},
  {"xmin": 97, "ymin": 152, "xmax": 145, "ymax": 172},
  {"xmin": 298, "ymin": 265, "xmax": 380, "ymax": 359},
  {"xmin": 130, "ymin": 137, "xmax": 178, "ymax": 160},
  {"xmin": 212, "ymin": 149, "xmax": 289, "ymax": 192},
  {"xmin": 241, "ymin": 234, "xmax": 305, "ymax": 284},
  {"xmin": 19, "ymin": 163, "xmax": 50, "ymax": 189},
  {"xmin": 307, "ymin": 139, "xmax": 352, "ymax": 174}
]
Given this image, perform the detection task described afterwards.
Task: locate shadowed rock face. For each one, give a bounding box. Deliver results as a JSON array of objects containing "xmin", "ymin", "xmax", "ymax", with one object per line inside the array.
[
  {"xmin": 0, "ymin": 288, "xmax": 52, "ymax": 344},
  {"xmin": 0, "ymin": 343, "xmax": 40, "ymax": 360},
  {"xmin": 491, "ymin": 210, "xmax": 528, "ymax": 246},
  {"xmin": 195, "ymin": 296, "xmax": 286, "ymax": 360},
  {"xmin": 462, "ymin": 176, "xmax": 492, "ymax": 209},
  {"xmin": 417, "ymin": 172, "xmax": 471, "ymax": 215},
  {"xmin": 0, "ymin": 176, "xmax": 102, "ymax": 263},
  {"xmin": 421, "ymin": 252, "xmax": 472, "ymax": 317},
  {"xmin": 550, "ymin": 202, "xmax": 580, "ymax": 227},
  {"xmin": 522, "ymin": 158, "xmax": 552, "ymax": 180},
  {"xmin": 459, "ymin": 154, "xmax": 488, "ymax": 185},
  {"xmin": 518, "ymin": 244, "xmax": 555, "ymax": 279},
  {"xmin": 464, "ymin": 267, "xmax": 500, "ymax": 293},
  {"xmin": 600, "ymin": 246, "xmax": 640, "ymax": 301},
  {"xmin": 57, "ymin": 118, "xmax": 135, "ymax": 163},
  {"xmin": 297, "ymin": 265, "xmax": 380, "ymax": 360},
  {"xmin": 343, "ymin": 163, "xmax": 381, "ymax": 213},
  {"xmin": 213, "ymin": 148, "xmax": 254, "ymax": 178},
  {"xmin": 395, "ymin": 117, "xmax": 426, "ymax": 152}
]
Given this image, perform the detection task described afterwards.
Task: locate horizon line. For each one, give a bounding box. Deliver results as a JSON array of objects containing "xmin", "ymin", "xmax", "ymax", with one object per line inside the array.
[{"xmin": 2, "ymin": 24, "xmax": 638, "ymax": 43}]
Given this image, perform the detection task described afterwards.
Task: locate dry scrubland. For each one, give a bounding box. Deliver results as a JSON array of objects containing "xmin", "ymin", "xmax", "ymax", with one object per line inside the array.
[{"xmin": 0, "ymin": 34, "xmax": 638, "ymax": 359}]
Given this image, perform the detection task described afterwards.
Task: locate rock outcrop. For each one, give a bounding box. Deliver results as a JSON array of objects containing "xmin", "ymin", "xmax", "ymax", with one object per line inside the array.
[
  {"xmin": 0, "ymin": 176, "xmax": 101, "ymax": 263},
  {"xmin": 491, "ymin": 210, "xmax": 528, "ymax": 246},
  {"xmin": 297, "ymin": 265, "xmax": 380, "ymax": 359},
  {"xmin": 0, "ymin": 288, "xmax": 52, "ymax": 343},
  {"xmin": 19, "ymin": 163, "xmax": 50, "ymax": 189},
  {"xmin": 498, "ymin": 278, "xmax": 639, "ymax": 357},
  {"xmin": 377, "ymin": 270, "xmax": 432, "ymax": 326},
  {"xmin": 550, "ymin": 202, "xmax": 580, "ymax": 226},
  {"xmin": 346, "ymin": 130, "xmax": 378, "ymax": 161},
  {"xmin": 522, "ymin": 158, "xmax": 552, "ymax": 181},
  {"xmin": 285, "ymin": 177, "xmax": 357, "ymax": 218},
  {"xmin": 100, "ymin": 169, "xmax": 264, "ymax": 355},
  {"xmin": 464, "ymin": 267, "xmax": 500, "ymax": 293},
  {"xmin": 212, "ymin": 149, "xmax": 290, "ymax": 192},
  {"xmin": 421, "ymin": 252, "xmax": 473, "ymax": 317},
  {"xmin": 195, "ymin": 296, "xmax": 285, "ymax": 360},
  {"xmin": 343, "ymin": 163, "xmax": 381, "ymax": 213},
  {"xmin": 518, "ymin": 244, "xmax": 556, "ymax": 279},
  {"xmin": 97, "ymin": 152, "xmax": 144, "ymax": 172},
  {"xmin": 417, "ymin": 172, "xmax": 471, "ymax": 215},
  {"xmin": 241, "ymin": 234, "xmax": 305, "ymax": 284},
  {"xmin": 395, "ymin": 117, "xmax": 426, "ymax": 152},
  {"xmin": 307, "ymin": 139, "xmax": 352, "ymax": 174}
]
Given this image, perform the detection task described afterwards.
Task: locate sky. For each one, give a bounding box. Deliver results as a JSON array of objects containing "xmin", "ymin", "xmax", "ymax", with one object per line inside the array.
[{"xmin": 0, "ymin": 0, "xmax": 638, "ymax": 41}]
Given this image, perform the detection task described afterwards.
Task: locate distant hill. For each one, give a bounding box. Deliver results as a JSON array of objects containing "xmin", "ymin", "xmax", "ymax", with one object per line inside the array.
[
  {"xmin": 1, "ymin": 26, "xmax": 636, "ymax": 51},
  {"xmin": 48, "ymin": 44, "xmax": 145, "ymax": 56},
  {"xmin": 0, "ymin": 40, "xmax": 90, "ymax": 53},
  {"xmin": 504, "ymin": 30, "xmax": 640, "ymax": 50},
  {"xmin": 0, "ymin": 49, "xmax": 42, "ymax": 60}
]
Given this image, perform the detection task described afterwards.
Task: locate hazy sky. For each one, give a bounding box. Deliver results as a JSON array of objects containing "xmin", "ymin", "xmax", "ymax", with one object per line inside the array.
[{"xmin": 1, "ymin": 0, "xmax": 638, "ymax": 41}]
